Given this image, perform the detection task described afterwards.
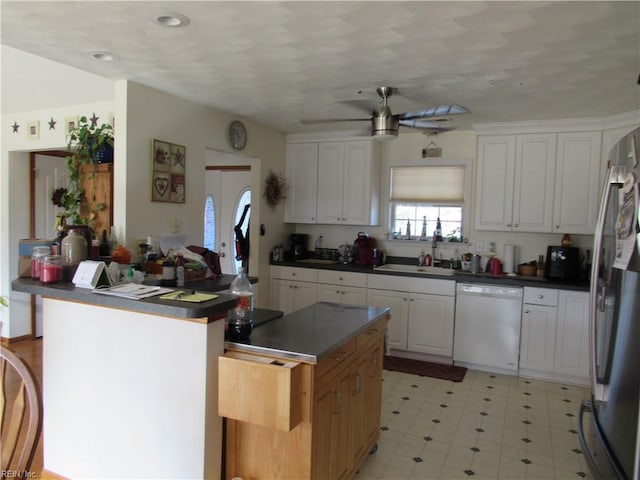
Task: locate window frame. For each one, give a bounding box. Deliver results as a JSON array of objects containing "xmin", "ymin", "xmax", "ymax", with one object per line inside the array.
[{"xmin": 385, "ymin": 157, "xmax": 472, "ymax": 244}]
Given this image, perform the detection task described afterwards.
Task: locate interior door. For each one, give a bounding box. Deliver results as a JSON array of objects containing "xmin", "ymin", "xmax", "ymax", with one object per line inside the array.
[
  {"xmin": 33, "ymin": 153, "xmax": 68, "ymax": 337},
  {"xmin": 204, "ymin": 168, "xmax": 250, "ymax": 274}
]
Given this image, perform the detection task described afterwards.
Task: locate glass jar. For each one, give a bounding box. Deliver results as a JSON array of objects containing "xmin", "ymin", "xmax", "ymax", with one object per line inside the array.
[
  {"xmin": 31, "ymin": 246, "xmax": 52, "ymax": 279},
  {"xmin": 41, "ymin": 255, "xmax": 63, "ymax": 284},
  {"xmin": 61, "ymin": 228, "xmax": 88, "ymax": 265}
]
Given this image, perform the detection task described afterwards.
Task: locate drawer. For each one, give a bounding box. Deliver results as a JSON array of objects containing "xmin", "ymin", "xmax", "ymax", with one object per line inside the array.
[
  {"xmin": 271, "ymin": 266, "xmax": 318, "ymax": 283},
  {"xmin": 356, "ymin": 316, "xmax": 387, "ymax": 353},
  {"xmin": 367, "ymin": 274, "xmax": 455, "ymax": 296},
  {"xmin": 315, "ymin": 336, "xmax": 357, "ymax": 380},
  {"xmin": 219, "ymin": 351, "xmax": 304, "ymax": 432},
  {"xmin": 523, "ymin": 287, "xmax": 558, "ymax": 306},
  {"xmin": 317, "ymin": 270, "xmax": 367, "ymax": 288}
]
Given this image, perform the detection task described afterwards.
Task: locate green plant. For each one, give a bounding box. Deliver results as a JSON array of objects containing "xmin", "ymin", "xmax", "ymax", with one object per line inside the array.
[
  {"xmin": 58, "ymin": 116, "xmax": 113, "ymax": 226},
  {"xmin": 0, "ymin": 296, "xmax": 8, "ymax": 308}
]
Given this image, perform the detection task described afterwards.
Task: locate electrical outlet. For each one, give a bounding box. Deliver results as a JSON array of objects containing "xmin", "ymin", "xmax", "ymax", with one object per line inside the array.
[
  {"xmin": 488, "ymin": 241, "xmax": 496, "ymax": 254},
  {"xmin": 475, "ymin": 240, "xmax": 484, "ymax": 253}
]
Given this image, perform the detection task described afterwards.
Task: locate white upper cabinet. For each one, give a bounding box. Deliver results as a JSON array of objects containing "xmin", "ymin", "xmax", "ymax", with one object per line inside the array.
[
  {"xmin": 475, "ymin": 129, "xmax": 602, "ymax": 234},
  {"xmin": 513, "ymin": 134, "xmax": 557, "ymax": 232},
  {"xmin": 475, "ymin": 134, "xmax": 556, "ymax": 232},
  {"xmin": 552, "ymin": 131, "xmax": 602, "ymax": 234},
  {"xmin": 284, "ymin": 143, "xmax": 318, "ymax": 223},
  {"xmin": 285, "ymin": 137, "xmax": 380, "ymax": 225}
]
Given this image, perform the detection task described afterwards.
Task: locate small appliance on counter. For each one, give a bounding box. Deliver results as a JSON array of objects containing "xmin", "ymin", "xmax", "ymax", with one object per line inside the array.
[
  {"xmin": 544, "ymin": 245, "xmax": 580, "ymax": 281},
  {"xmin": 288, "ymin": 233, "xmax": 310, "ymax": 260},
  {"xmin": 353, "ymin": 232, "xmax": 376, "ymax": 266}
]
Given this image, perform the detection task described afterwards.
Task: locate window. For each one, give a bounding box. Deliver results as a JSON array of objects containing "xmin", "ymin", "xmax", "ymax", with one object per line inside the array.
[
  {"xmin": 203, "ymin": 195, "xmax": 216, "ymax": 251},
  {"xmin": 232, "ymin": 189, "xmax": 251, "ymax": 274},
  {"xmin": 389, "ymin": 164, "xmax": 468, "ymax": 241}
]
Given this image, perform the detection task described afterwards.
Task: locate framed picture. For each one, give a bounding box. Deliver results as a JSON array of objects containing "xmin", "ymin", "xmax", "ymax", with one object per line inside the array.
[
  {"xmin": 27, "ymin": 120, "xmax": 40, "ymax": 140},
  {"xmin": 152, "ymin": 139, "xmax": 186, "ymax": 203}
]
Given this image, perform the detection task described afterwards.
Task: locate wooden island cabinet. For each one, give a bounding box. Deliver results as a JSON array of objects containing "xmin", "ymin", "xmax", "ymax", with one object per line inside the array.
[{"xmin": 220, "ymin": 303, "xmax": 389, "ymax": 480}]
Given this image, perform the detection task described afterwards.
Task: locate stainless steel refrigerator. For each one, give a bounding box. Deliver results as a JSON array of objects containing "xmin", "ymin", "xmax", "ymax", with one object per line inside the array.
[{"xmin": 579, "ymin": 127, "xmax": 640, "ymax": 479}]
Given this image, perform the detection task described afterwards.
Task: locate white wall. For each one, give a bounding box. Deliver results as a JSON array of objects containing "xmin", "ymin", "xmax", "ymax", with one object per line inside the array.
[{"xmin": 118, "ymin": 81, "xmax": 288, "ymax": 308}]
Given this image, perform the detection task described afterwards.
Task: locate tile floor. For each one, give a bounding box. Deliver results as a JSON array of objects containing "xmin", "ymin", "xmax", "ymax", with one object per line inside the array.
[{"xmin": 357, "ymin": 368, "xmax": 595, "ymax": 480}]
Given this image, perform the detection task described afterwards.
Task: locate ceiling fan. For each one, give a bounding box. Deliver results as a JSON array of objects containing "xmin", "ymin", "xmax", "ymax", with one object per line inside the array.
[{"xmin": 301, "ymin": 86, "xmax": 470, "ymax": 141}]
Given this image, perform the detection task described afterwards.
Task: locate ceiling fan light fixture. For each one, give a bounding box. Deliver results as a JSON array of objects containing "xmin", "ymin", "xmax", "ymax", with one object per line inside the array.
[{"xmin": 371, "ymin": 114, "xmax": 399, "ymax": 141}]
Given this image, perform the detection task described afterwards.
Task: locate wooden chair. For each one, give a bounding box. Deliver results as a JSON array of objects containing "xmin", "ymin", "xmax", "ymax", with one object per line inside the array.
[{"xmin": 1, "ymin": 345, "xmax": 43, "ymax": 474}]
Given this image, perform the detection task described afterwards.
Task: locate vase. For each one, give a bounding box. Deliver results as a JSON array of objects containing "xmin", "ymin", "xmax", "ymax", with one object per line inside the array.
[{"xmin": 61, "ymin": 228, "xmax": 88, "ymax": 265}]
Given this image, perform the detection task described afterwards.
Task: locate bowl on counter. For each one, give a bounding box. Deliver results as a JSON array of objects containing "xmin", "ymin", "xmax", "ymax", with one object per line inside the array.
[{"xmin": 518, "ymin": 264, "xmax": 537, "ymax": 276}]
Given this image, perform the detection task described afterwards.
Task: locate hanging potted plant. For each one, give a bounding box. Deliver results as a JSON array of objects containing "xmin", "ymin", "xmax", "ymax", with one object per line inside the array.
[{"xmin": 55, "ymin": 116, "xmax": 114, "ymax": 226}]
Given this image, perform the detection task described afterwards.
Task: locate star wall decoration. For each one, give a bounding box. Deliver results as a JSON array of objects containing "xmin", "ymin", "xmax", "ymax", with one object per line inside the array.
[
  {"xmin": 12, "ymin": 121, "xmax": 19, "ymax": 133},
  {"xmin": 48, "ymin": 117, "xmax": 57, "ymax": 130},
  {"xmin": 90, "ymin": 113, "xmax": 99, "ymax": 127}
]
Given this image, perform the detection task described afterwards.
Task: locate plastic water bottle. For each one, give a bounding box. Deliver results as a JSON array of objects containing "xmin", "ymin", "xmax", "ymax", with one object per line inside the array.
[
  {"xmin": 227, "ymin": 268, "xmax": 254, "ymax": 340},
  {"xmin": 175, "ymin": 253, "xmax": 185, "ymax": 287}
]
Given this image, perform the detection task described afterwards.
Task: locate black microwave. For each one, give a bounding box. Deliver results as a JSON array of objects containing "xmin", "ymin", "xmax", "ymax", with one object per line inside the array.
[{"xmin": 545, "ymin": 246, "xmax": 581, "ymax": 281}]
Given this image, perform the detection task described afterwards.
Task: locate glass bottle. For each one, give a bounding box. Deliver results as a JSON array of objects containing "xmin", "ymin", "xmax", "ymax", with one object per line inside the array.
[
  {"xmin": 435, "ymin": 217, "xmax": 443, "ymax": 242},
  {"xmin": 176, "ymin": 254, "xmax": 185, "ymax": 287},
  {"xmin": 227, "ymin": 268, "xmax": 254, "ymax": 341},
  {"xmin": 61, "ymin": 228, "xmax": 88, "ymax": 265}
]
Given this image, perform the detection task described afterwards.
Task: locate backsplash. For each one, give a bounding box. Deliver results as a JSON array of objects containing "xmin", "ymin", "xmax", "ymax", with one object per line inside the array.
[{"xmin": 291, "ymin": 223, "xmax": 594, "ymax": 268}]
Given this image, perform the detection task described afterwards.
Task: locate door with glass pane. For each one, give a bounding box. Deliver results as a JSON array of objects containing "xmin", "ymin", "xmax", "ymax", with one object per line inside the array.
[{"xmin": 204, "ymin": 167, "xmax": 250, "ymax": 274}]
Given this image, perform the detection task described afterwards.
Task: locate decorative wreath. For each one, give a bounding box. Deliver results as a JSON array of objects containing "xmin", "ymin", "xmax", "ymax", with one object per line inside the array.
[{"xmin": 263, "ymin": 170, "xmax": 287, "ymax": 209}]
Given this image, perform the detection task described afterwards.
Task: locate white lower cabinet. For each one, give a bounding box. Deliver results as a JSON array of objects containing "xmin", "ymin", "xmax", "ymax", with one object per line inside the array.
[
  {"xmin": 519, "ymin": 287, "xmax": 589, "ymax": 384},
  {"xmin": 270, "ymin": 266, "xmax": 318, "ymax": 314},
  {"xmin": 554, "ymin": 290, "xmax": 590, "ymax": 378},
  {"xmin": 366, "ymin": 289, "xmax": 408, "ymax": 350},
  {"xmin": 316, "ymin": 270, "xmax": 367, "ymax": 306},
  {"xmin": 367, "ymin": 275, "xmax": 455, "ymax": 358}
]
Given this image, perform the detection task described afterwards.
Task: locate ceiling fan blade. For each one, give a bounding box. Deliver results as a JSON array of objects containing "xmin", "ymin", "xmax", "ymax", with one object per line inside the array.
[
  {"xmin": 398, "ymin": 104, "xmax": 470, "ymax": 121},
  {"xmin": 300, "ymin": 118, "xmax": 370, "ymax": 125},
  {"xmin": 399, "ymin": 119, "xmax": 444, "ymax": 129}
]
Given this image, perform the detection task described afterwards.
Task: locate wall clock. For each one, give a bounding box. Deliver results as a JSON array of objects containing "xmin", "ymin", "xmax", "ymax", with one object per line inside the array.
[{"xmin": 228, "ymin": 120, "xmax": 247, "ymax": 151}]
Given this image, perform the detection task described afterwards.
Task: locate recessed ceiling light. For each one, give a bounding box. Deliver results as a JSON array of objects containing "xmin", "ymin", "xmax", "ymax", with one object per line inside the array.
[
  {"xmin": 154, "ymin": 13, "xmax": 190, "ymax": 27},
  {"xmin": 90, "ymin": 51, "xmax": 120, "ymax": 62}
]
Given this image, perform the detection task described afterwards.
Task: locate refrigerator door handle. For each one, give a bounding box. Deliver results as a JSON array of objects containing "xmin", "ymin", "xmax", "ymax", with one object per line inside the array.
[{"xmin": 590, "ymin": 167, "xmax": 625, "ymax": 402}]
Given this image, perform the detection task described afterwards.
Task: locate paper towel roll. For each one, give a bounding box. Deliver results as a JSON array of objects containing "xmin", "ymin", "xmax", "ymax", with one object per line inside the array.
[{"xmin": 504, "ymin": 244, "xmax": 515, "ymax": 274}]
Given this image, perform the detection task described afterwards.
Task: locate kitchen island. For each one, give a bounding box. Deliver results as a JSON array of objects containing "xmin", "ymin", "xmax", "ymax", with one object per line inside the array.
[
  {"xmin": 220, "ymin": 302, "xmax": 390, "ymax": 480},
  {"xmin": 11, "ymin": 278, "xmax": 239, "ymax": 480}
]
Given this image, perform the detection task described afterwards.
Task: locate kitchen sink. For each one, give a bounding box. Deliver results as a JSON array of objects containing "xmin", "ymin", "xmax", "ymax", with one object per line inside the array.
[
  {"xmin": 296, "ymin": 258, "xmax": 340, "ymax": 265},
  {"xmin": 373, "ymin": 263, "xmax": 455, "ymax": 276}
]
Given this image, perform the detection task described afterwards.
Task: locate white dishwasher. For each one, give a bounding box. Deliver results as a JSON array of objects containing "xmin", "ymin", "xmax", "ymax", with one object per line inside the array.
[{"xmin": 453, "ymin": 283, "xmax": 523, "ymax": 373}]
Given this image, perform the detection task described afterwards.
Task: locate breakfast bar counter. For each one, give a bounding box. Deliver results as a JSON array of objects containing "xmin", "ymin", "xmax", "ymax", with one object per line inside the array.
[{"xmin": 11, "ymin": 278, "xmax": 239, "ymax": 480}]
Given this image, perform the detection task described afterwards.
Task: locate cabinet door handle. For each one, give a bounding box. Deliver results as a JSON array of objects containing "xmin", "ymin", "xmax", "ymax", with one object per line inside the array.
[
  {"xmin": 514, "ymin": 223, "xmax": 519, "ymax": 228},
  {"xmin": 355, "ymin": 373, "xmax": 361, "ymax": 395},
  {"xmin": 335, "ymin": 290, "xmax": 340, "ymax": 294},
  {"xmin": 366, "ymin": 328, "xmax": 379, "ymax": 336},
  {"xmin": 554, "ymin": 225, "xmax": 560, "ymax": 229},
  {"xmin": 334, "ymin": 391, "xmax": 342, "ymax": 415},
  {"xmin": 403, "ymin": 298, "xmax": 408, "ymax": 302},
  {"xmin": 538, "ymin": 295, "xmax": 544, "ymax": 299},
  {"xmin": 525, "ymin": 309, "xmax": 530, "ymax": 314},
  {"xmin": 337, "ymin": 217, "xmax": 341, "ymax": 221},
  {"xmin": 339, "ymin": 277, "xmax": 343, "ymax": 281}
]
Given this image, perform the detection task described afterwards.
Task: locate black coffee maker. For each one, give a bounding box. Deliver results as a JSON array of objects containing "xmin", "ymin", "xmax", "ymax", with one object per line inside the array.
[{"xmin": 289, "ymin": 234, "xmax": 309, "ymax": 259}]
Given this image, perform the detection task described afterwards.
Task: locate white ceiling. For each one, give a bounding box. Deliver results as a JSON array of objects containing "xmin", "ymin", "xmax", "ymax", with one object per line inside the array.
[{"xmin": 1, "ymin": 1, "xmax": 639, "ymax": 134}]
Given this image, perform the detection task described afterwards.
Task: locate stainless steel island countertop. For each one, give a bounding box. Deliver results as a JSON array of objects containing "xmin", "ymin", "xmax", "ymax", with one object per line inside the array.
[{"xmin": 225, "ymin": 302, "xmax": 390, "ymax": 363}]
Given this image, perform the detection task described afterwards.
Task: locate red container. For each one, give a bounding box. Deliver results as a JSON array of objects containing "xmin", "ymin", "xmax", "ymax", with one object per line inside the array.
[
  {"xmin": 41, "ymin": 255, "xmax": 63, "ymax": 284},
  {"xmin": 353, "ymin": 232, "xmax": 376, "ymax": 267}
]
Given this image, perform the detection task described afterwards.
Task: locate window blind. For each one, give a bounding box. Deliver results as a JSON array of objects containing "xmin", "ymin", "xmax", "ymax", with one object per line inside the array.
[{"xmin": 390, "ymin": 166, "xmax": 465, "ymax": 203}]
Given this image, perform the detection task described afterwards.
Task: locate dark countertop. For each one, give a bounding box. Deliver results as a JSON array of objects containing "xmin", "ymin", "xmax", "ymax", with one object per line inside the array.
[
  {"xmin": 12, "ymin": 277, "xmax": 239, "ymax": 320},
  {"xmin": 270, "ymin": 259, "xmax": 590, "ymax": 292},
  {"xmin": 225, "ymin": 302, "xmax": 390, "ymax": 363}
]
